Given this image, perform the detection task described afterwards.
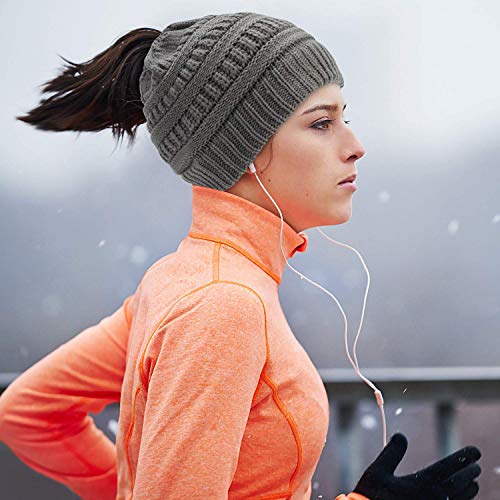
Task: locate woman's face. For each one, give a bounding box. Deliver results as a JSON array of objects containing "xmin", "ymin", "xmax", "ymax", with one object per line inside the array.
[{"xmin": 226, "ymin": 83, "xmax": 366, "ymax": 233}]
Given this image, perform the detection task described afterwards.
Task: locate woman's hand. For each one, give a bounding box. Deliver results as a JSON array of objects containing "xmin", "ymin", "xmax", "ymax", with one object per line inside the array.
[{"xmin": 352, "ymin": 432, "xmax": 482, "ymax": 500}]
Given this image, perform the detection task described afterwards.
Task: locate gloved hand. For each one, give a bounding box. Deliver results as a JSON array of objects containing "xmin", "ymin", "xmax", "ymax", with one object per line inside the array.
[{"xmin": 352, "ymin": 432, "xmax": 481, "ymax": 500}]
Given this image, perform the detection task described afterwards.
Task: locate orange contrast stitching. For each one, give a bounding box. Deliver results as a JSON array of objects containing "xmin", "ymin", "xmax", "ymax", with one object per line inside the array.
[
  {"xmin": 204, "ymin": 277, "xmax": 304, "ymax": 497},
  {"xmin": 125, "ymin": 385, "xmax": 141, "ymax": 497},
  {"xmin": 188, "ymin": 231, "xmax": 282, "ymax": 284},
  {"xmin": 262, "ymin": 372, "xmax": 303, "ymax": 495},
  {"xmin": 137, "ymin": 281, "xmax": 217, "ymax": 389}
]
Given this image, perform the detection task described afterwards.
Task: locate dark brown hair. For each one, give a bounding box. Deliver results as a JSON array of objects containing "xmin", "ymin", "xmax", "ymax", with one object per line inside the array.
[{"xmin": 15, "ymin": 27, "xmax": 160, "ymax": 149}]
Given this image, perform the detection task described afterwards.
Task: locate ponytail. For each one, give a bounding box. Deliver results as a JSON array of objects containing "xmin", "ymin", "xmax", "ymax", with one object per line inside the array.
[{"xmin": 15, "ymin": 27, "xmax": 161, "ymax": 148}]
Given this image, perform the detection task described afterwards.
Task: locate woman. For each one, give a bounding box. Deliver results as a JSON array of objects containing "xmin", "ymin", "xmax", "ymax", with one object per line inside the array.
[{"xmin": 0, "ymin": 11, "xmax": 482, "ymax": 500}]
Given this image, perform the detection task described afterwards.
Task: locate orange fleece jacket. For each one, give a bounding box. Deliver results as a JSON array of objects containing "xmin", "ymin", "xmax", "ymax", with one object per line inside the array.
[{"xmin": 0, "ymin": 184, "xmax": 369, "ymax": 500}]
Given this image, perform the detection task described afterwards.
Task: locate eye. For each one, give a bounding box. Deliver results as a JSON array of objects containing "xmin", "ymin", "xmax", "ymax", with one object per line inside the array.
[{"xmin": 312, "ymin": 119, "xmax": 351, "ymax": 131}]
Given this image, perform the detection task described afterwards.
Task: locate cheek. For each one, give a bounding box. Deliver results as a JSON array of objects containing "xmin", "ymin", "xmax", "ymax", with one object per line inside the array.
[
  {"xmin": 290, "ymin": 168, "xmax": 334, "ymax": 207},
  {"xmin": 272, "ymin": 129, "xmax": 336, "ymax": 190},
  {"xmin": 275, "ymin": 133, "xmax": 328, "ymax": 182}
]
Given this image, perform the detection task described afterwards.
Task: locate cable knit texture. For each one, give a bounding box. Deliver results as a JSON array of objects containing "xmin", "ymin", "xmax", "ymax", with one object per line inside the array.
[
  {"xmin": 139, "ymin": 11, "xmax": 344, "ymax": 191},
  {"xmin": 0, "ymin": 185, "xmax": 370, "ymax": 499}
]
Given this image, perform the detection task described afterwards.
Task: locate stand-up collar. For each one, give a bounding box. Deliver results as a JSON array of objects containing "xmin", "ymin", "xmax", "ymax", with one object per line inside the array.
[{"xmin": 187, "ymin": 185, "xmax": 308, "ymax": 284}]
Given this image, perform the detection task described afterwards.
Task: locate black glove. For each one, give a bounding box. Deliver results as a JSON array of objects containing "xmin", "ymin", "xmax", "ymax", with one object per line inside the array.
[{"xmin": 352, "ymin": 432, "xmax": 481, "ymax": 500}]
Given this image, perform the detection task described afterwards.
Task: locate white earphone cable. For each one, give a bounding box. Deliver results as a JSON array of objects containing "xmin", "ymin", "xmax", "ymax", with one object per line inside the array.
[{"xmin": 249, "ymin": 161, "xmax": 387, "ymax": 448}]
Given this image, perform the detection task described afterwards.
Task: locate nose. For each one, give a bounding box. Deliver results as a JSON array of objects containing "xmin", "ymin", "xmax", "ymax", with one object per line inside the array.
[{"xmin": 346, "ymin": 129, "xmax": 366, "ymax": 161}]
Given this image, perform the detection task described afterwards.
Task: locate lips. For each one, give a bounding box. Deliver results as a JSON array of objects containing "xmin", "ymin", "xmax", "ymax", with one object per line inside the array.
[{"xmin": 338, "ymin": 173, "xmax": 357, "ymax": 184}]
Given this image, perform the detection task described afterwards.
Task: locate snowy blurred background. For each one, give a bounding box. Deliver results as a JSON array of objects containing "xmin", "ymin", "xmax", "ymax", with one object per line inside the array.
[{"xmin": 1, "ymin": 0, "xmax": 499, "ymax": 498}]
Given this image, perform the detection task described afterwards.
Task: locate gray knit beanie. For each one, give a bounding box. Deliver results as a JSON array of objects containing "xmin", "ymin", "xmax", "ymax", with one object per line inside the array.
[{"xmin": 139, "ymin": 11, "xmax": 344, "ymax": 191}]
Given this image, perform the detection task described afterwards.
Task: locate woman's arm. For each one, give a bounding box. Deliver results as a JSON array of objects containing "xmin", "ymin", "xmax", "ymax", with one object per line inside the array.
[
  {"xmin": 132, "ymin": 283, "xmax": 267, "ymax": 499},
  {"xmin": 0, "ymin": 293, "xmax": 135, "ymax": 500}
]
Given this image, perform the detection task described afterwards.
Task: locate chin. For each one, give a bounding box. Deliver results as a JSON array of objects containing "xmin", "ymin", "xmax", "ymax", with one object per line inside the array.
[
  {"xmin": 328, "ymin": 203, "xmax": 352, "ymax": 225},
  {"xmin": 337, "ymin": 213, "xmax": 352, "ymax": 224},
  {"xmin": 311, "ymin": 201, "xmax": 353, "ymax": 227}
]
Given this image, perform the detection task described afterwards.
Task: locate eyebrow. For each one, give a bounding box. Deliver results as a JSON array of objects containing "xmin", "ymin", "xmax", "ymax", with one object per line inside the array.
[{"xmin": 301, "ymin": 103, "xmax": 347, "ymax": 115}]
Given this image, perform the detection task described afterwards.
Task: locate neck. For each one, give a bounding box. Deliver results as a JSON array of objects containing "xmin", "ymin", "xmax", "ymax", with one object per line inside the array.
[{"xmin": 225, "ymin": 174, "xmax": 301, "ymax": 233}]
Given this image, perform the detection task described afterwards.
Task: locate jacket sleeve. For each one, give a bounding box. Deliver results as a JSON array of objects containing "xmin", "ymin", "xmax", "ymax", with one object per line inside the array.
[
  {"xmin": 335, "ymin": 493, "xmax": 371, "ymax": 500},
  {"xmin": 0, "ymin": 293, "xmax": 135, "ymax": 500},
  {"xmin": 132, "ymin": 283, "xmax": 267, "ymax": 499}
]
